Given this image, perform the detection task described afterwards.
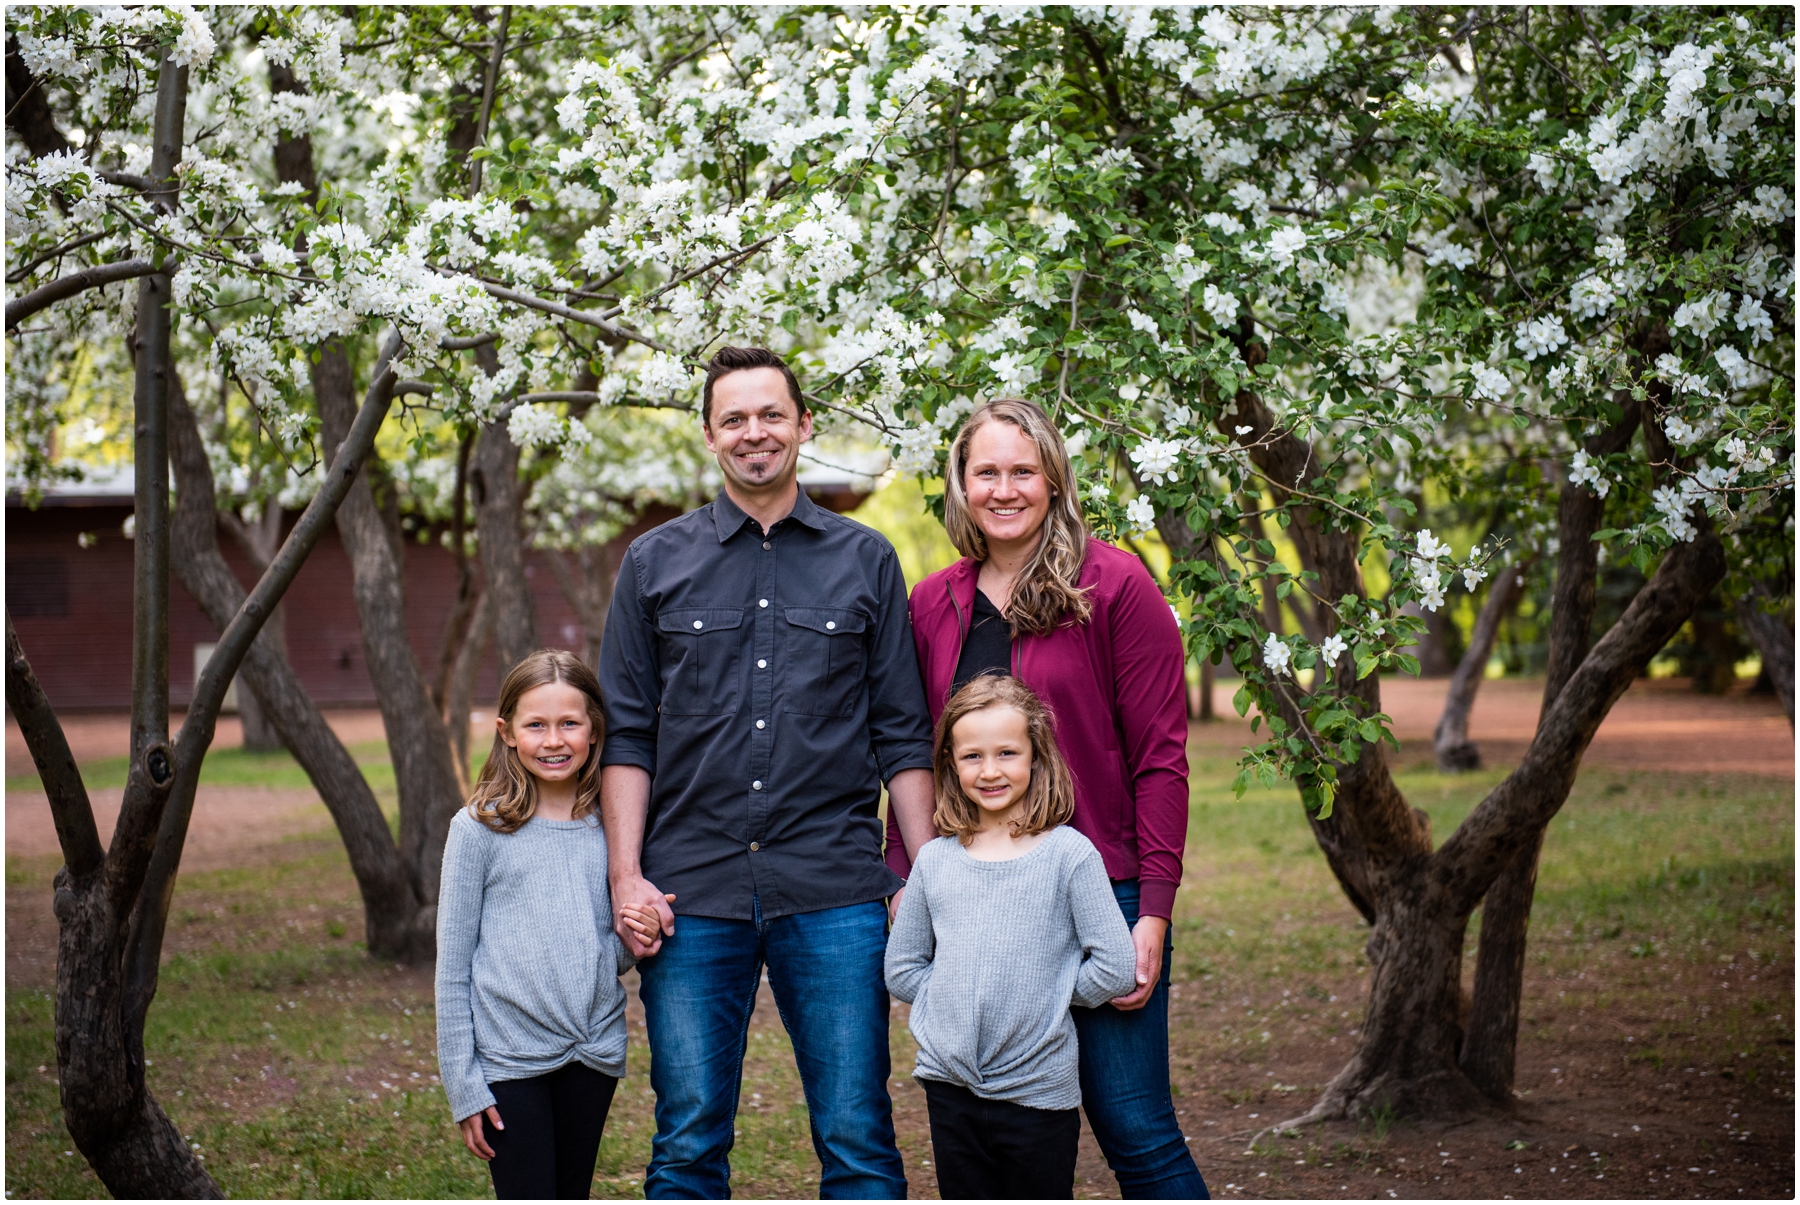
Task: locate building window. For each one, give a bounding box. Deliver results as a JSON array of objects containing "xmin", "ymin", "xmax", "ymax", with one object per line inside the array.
[{"xmin": 7, "ymin": 555, "xmax": 70, "ymax": 617}]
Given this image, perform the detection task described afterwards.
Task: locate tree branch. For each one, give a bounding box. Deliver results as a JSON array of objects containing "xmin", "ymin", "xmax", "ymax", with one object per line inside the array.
[
  {"xmin": 124, "ymin": 331, "xmax": 406, "ymax": 1014},
  {"xmin": 5, "ymin": 614, "xmax": 104, "ymax": 879},
  {"xmin": 5, "ymin": 258, "xmax": 162, "ymax": 330}
]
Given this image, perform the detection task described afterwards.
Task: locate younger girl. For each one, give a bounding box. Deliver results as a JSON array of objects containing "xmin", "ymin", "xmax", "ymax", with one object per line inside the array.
[
  {"xmin": 436, "ymin": 650, "xmax": 633, "ymax": 1200},
  {"xmin": 885, "ymin": 675, "xmax": 1136, "ymax": 1199}
]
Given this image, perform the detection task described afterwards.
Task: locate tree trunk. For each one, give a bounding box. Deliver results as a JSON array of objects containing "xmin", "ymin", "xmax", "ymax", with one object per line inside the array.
[
  {"xmin": 445, "ymin": 587, "xmax": 495, "ymax": 785},
  {"xmin": 272, "ymin": 58, "xmax": 460, "ymax": 912},
  {"xmin": 33, "ymin": 51, "xmax": 224, "ymax": 1197},
  {"xmin": 1734, "ymin": 589, "xmax": 1794, "ymax": 724},
  {"xmin": 167, "ymin": 370, "xmax": 433, "ymax": 961},
  {"xmin": 544, "ymin": 543, "xmax": 615, "ymax": 672},
  {"xmin": 1456, "ymin": 388, "xmax": 1646, "ymax": 1100},
  {"xmin": 222, "ymin": 502, "xmax": 288, "ymax": 753},
  {"xmin": 1198, "ymin": 656, "xmax": 1215, "ymax": 721},
  {"xmin": 315, "ymin": 344, "xmax": 464, "ymax": 907},
  {"xmin": 1434, "ymin": 556, "xmax": 1535, "ymax": 772},
  {"xmin": 471, "ymin": 346, "xmax": 539, "ymax": 671}
]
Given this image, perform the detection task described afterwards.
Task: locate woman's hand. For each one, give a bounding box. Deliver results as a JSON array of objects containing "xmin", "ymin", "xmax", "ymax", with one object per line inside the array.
[
  {"xmin": 1110, "ymin": 915, "xmax": 1168, "ymax": 1011},
  {"xmin": 458, "ymin": 1106, "xmax": 503, "ymax": 1160}
]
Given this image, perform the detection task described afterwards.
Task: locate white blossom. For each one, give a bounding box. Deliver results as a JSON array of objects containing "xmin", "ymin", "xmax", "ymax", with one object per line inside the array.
[
  {"xmin": 1125, "ymin": 496, "xmax": 1156, "ymax": 534},
  {"xmin": 1513, "ymin": 315, "xmax": 1570, "ymax": 361},
  {"xmin": 1262, "ymin": 631, "xmax": 1292, "ymax": 676},
  {"xmin": 1202, "ymin": 283, "xmax": 1238, "ymax": 326},
  {"xmin": 1319, "ymin": 633, "xmax": 1348, "ymax": 668},
  {"xmin": 1734, "ymin": 294, "xmax": 1774, "ymax": 344},
  {"xmin": 1672, "ymin": 292, "xmax": 1725, "ymax": 339},
  {"xmin": 1569, "ymin": 449, "xmax": 1611, "ymax": 498}
]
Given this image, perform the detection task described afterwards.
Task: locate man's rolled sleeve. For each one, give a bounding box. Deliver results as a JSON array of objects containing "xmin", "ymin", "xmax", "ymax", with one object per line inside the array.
[
  {"xmin": 862, "ymin": 548, "xmax": 935, "ymax": 782},
  {"xmin": 598, "ymin": 548, "xmax": 661, "ymax": 772}
]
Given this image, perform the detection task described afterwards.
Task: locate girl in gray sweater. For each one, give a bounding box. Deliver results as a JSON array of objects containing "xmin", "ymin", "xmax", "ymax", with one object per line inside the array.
[
  {"xmin": 886, "ymin": 676, "xmax": 1136, "ymax": 1199},
  {"xmin": 436, "ymin": 650, "xmax": 633, "ymax": 1200}
]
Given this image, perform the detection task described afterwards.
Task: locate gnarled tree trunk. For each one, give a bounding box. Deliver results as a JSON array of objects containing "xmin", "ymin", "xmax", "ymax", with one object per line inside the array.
[
  {"xmin": 1207, "ymin": 336, "xmax": 1724, "ymax": 1125},
  {"xmin": 168, "ymin": 370, "xmax": 435, "ymax": 961}
]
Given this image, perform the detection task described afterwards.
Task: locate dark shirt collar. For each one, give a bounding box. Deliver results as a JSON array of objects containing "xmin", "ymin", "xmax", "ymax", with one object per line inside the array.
[{"xmin": 709, "ymin": 483, "xmax": 828, "ymax": 543}]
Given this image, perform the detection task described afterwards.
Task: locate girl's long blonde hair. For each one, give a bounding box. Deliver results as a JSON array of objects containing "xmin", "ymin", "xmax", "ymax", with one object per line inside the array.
[
  {"xmin": 469, "ymin": 649, "xmax": 605, "ymax": 834},
  {"xmin": 932, "ymin": 675, "xmax": 1075, "ymax": 842},
  {"xmin": 941, "ymin": 397, "xmax": 1093, "ymax": 637}
]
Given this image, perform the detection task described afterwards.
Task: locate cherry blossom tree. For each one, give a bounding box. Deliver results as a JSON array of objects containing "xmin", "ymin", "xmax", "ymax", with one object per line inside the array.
[{"xmin": 7, "ymin": 7, "xmax": 1792, "ymax": 1184}]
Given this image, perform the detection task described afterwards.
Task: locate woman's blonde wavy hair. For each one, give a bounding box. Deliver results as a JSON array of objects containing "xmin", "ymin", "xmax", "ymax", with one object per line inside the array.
[
  {"xmin": 932, "ymin": 675, "xmax": 1075, "ymax": 841},
  {"xmin": 942, "ymin": 397, "xmax": 1093, "ymax": 637},
  {"xmin": 469, "ymin": 649, "xmax": 606, "ymax": 834}
]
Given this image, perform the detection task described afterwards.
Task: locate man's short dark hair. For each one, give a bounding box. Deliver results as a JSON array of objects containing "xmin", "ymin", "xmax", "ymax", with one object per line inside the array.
[{"xmin": 701, "ymin": 347, "xmax": 808, "ymax": 428}]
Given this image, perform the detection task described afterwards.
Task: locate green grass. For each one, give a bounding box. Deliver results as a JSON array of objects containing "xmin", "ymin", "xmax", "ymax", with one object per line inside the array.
[
  {"xmin": 4, "ymin": 741, "xmax": 398, "ymax": 795},
  {"xmin": 4, "ymin": 744, "xmax": 1791, "ymax": 1199}
]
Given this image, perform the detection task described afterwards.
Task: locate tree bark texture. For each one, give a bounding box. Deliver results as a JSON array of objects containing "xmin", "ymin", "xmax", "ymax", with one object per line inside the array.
[
  {"xmin": 471, "ymin": 343, "xmax": 540, "ymax": 670},
  {"xmin": 1455, "ymin": 394, "xmax": 1645, "ymax": 1099},
  {"xmin": 1734, "ymin": 589, "xmax": 1794, "ymax": 725},
  {"xmin": 315, "ymin": 344, "xmax": 464, "ymax": 907},
  {"xmin": 167, "ymin": 370, "xmax": 434, "ymax": 961},
  {"xmin": 446, "ymin": 588, "xmax": 495, "ymax": 786},
  {"xmin": 222, "ymin": 502, "xmax": 289, "ymax": 753},
  {"xmin": 1212, "ymin": 359, "xmax": 1725, "ymax": 1125},
  {"xmin": 39, "ymin": 53, "xmax": 223, "ymax": 1195},
  {"xmin": 1434, "ymin": 556, "xmax": 1536, "ymax": 773}
]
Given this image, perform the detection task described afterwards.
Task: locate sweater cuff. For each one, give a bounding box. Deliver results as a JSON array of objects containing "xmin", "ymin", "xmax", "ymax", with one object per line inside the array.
[{"xmin": 1138, "ymin": 877, "xmax": 1178, "ymax": 923}]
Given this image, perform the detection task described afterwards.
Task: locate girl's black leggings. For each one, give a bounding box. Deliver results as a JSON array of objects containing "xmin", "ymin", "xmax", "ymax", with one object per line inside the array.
[
  {"xmin": 921, "ymin": 1078, "xmax": 1080, "ymax": 1199},
  {"xmin": 482, "ymin": 1062, "xmax": 619, "ymax": 1200}
]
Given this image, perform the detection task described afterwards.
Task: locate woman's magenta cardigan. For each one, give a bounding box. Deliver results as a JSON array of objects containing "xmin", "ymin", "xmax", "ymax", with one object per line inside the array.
[{"xmin": 884, "ymin": 538, "xmax": 1191, "ymax": 921}]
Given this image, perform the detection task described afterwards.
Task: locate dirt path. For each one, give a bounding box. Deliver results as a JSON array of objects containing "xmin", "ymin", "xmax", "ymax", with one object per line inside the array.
[{"xmin": 1194, "ymin": 675, "xmax": 1793, "ymax": 778}]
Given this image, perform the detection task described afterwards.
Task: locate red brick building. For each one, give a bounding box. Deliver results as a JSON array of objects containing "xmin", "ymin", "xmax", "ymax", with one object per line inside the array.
[{"xmin": 6, "ymin": 467, "xmax": 870, "ymax": 712}]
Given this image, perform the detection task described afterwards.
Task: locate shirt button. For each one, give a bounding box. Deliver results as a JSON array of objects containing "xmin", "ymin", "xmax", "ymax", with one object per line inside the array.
[
  {"xmin": 755, "ymin": 719, "xmax": 766, "ymax": 730},
  {"xmin": 749, "ymin": 842, "xmax": 760, "ymax": 852},
  {"xmin": 825, "ymin": 621, "xmax": 836, "ymax": 630},
  {"xmin": 752, "ymin": 780, "xmax": 763, "ymax": 791},
  {"xmin": 759, "ymin": 599, "xmax": 768, "ymax": 608},
  {"xmin": 693, "ymin": 620, "xmax": 703, "ymax": 629},
  {"xmin": 757, "ymin": 659, "xmax": 767, "ymax": 669},
  {"xmin": 762, "ymin": 541, "xmax": 772, "ymax": 550}
]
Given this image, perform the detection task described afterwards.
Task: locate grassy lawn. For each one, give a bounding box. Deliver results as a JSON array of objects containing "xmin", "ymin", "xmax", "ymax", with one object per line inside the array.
[
  {"xmin": 5, "ymin": 741, "xmax": 399, "ymax": 796},
  {"xmin": 5, "ymin": 739, "xmax": 1791, "ymax": 1199}
]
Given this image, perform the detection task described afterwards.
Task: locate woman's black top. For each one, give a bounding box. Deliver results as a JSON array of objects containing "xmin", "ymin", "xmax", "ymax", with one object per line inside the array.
[{"xmin": 951, "ymin": 589, "xmax": 1013, "ymax": 694}]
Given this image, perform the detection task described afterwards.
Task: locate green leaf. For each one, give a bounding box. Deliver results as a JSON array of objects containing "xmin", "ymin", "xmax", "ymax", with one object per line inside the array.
[
  {"xmin": 1232, "ymin": 684, "xmax": 1252, "ymax": 717},
  {"xmin": 1104, "ymin": 234, "xmax": 1133, "ymax": 248},
  {"xmin": 790, "ymin": 161, "xmax": 809, "ymax": 182}
]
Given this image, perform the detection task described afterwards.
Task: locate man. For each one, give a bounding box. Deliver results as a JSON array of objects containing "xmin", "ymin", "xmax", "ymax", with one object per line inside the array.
[{"xmin": 599, "ymin": 346, "xmax": 939, "ymax": 1199}]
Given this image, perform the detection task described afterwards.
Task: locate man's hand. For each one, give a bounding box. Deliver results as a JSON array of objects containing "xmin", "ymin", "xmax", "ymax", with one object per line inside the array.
[
  {"xmin": 1110, "ymin": 915, "xmax": 1169, "ymax": 1011},
  {"xmin": 458, "ymin": 1106, "xmax": 502, "ymax": 1160},
  {"xmin": 887, "ymin": 885, "xmax": 904, "ymax": 923},
  {"xmin": 613, "ymin": 875, "xmax": 675, "ymax": 958}
]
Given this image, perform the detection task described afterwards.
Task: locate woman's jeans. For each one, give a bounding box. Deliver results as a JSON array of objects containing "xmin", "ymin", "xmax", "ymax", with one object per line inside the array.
[
  {"xmin": 636, "ymin": 897, "xmax": 904, "ymax": 1200},
  {"xmin": 1074, "ymin": 879, "xmax": 1211, "ymax": 1199}
]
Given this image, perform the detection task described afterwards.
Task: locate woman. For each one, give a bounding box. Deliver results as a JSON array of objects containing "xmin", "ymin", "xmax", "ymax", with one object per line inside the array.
[{"xmin": 884, "ymin": 397, "xmax": 1207, "ymax": 1199}]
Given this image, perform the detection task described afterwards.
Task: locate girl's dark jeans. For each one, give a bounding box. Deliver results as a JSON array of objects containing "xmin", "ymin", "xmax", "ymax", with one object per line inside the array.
[{"xmin": 483, "ymin": 1061, "xmax": 618, "ymax": 1200}]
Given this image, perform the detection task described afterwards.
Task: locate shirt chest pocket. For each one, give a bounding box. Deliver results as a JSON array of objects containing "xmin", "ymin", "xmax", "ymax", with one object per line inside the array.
[
  {"xmin": 782, "ymin": 607, "xmax": 868, "ymax": 718},
  {"xmin": 656, "ymin": 608, "xmax": 746, "ymax": 715}
]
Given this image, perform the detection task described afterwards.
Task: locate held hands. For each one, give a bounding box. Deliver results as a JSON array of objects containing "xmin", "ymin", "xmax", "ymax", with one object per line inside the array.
[
  {"xmin": 1110, "ymin": 915, "xmax": 1169, "ymax": 1012},
  {"xmin": 613, "ymin": 876, "xmax": 676, "ymax": 956},
  {"xmin": 458, "ymin": 1106, "xmax": 503, "ymax": 1160}
]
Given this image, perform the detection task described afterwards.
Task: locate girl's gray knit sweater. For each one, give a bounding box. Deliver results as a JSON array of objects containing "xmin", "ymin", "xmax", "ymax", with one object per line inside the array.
[
  {"xmin": 884, "ymin": 826, "xmax": 1136, "ymax": 1110},
  {"xmin": 435, "ymin": 808, "xmax": 633, "ymax": 1123}
]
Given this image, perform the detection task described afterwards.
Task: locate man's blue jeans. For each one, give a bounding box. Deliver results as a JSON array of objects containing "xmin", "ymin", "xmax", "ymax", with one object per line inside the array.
[
  {"xmin": 1074, "ymin": 879, "xmax": 1211, "ymax": 1199},
  {"xmin": 636, "ymin": 897, "xmax": 904, "ymax": 1200}
]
